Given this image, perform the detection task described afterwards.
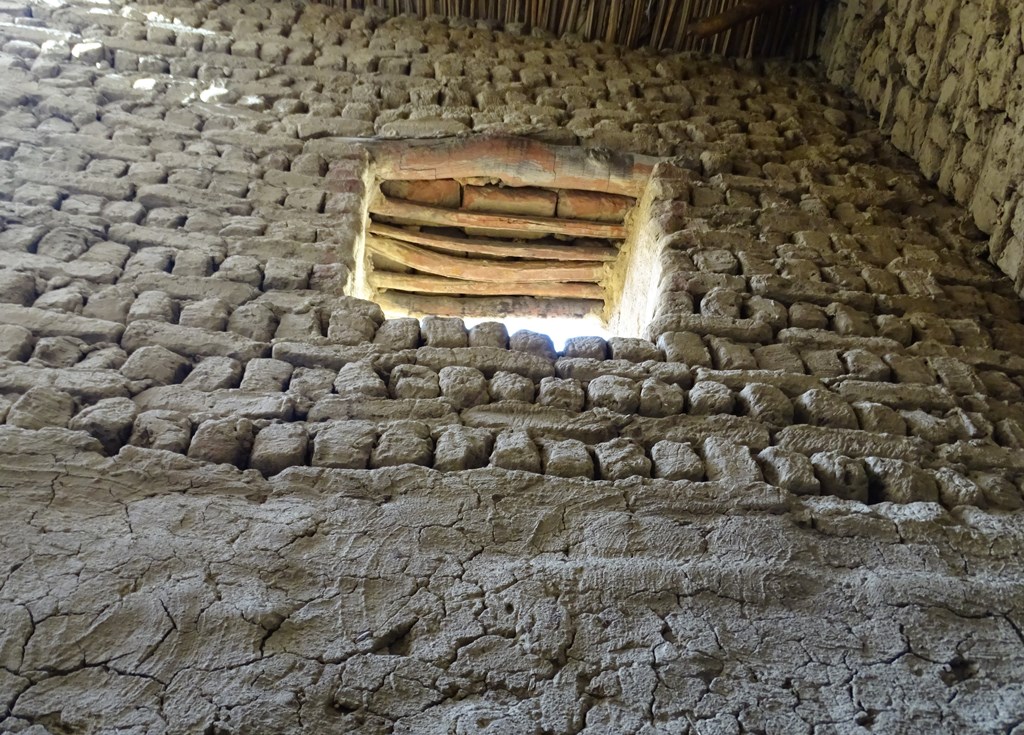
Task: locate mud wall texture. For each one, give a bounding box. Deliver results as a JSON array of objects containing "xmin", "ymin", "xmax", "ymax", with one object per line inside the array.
[
  {"xmin": 821, "ymin": 0, "xmax": 1024, "ymax": 292},
  {"xmin": 1, "ymin": 1, "xmax": 1024, "ymax": 733}
]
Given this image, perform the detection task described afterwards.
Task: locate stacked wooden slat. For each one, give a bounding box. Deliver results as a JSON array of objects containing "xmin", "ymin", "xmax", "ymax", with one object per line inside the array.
[
  {"xmin": 365, "ymin": 180, "xmax": 634, "ymax": 316},
  {"xmin": 358, "ymin": 136, "xmax": 653, "ymax": 319}
]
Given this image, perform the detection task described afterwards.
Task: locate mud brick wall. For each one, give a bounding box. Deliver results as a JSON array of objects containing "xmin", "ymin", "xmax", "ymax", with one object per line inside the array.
[
  {"xmin": 822, "ymin": 0, "xmax": 1024, "ymax": 292},
  {"xmin": 1, "ymin": 1, "xmax": 1024, "ymax": 733}
]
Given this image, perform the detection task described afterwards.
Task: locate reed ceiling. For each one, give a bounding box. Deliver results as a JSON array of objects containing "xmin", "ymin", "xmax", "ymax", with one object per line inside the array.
[{"xmin": 319, "ymin": 0, "xmax": 828, "ymax": 58}]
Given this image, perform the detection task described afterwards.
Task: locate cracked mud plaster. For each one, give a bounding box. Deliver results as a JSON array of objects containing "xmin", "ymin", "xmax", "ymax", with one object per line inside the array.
[
  {"xmin": 1, "ymin": 0, "xmax": 1024, "ymax": 730},
  {"xmin": 2, "ymin": 429, "xmax": 1024, "ymax": 734}
]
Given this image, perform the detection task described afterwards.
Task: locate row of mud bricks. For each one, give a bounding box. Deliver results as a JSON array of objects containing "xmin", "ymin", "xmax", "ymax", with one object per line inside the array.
[
  {"xmin": 1, "ymin": 1, "xmax": 1023, "ymax": 515},
  {"xmin": 3, "ymin": 301, "xmax": 1023, "ymax": 511}
]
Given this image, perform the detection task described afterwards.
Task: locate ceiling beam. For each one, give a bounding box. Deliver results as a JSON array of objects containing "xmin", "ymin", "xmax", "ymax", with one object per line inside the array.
[
  {"xmin": 368, "ymin": 223, "xmax": 619, "ymax": 262},
  {"xmin": 370, "ymin": 194, "xmax": 628, "ymax": 239},
  {"xmin": 370, "ymin": 272, "xmax": 605, "ymax": 299},
  {"xmin": 366, "ymin": 135, "xmax": 656, "ymax": 197}
]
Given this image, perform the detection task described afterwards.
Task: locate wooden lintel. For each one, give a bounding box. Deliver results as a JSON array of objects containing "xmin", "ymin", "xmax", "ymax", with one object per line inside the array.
[
  {"xmin": 370, "ymin": 272, "xmax": 605, "ymax": 299},
  {"xmin": 368, "ymin": 136, "xmax": 657, "ymax": 197},
  {"xmin": 368, "ymin": 223, "xmax": 619, "ymax": 262},
  {"xmin": 370, "ymin": 195, "xmax": 627, "ymax": 239},
  {"xmin": 367, "ymin": 236, "xmax": 605, "ymax": 283},
  {"xmin": 376, "ymin": 292, "xmax": 605, "ymax": 320}
]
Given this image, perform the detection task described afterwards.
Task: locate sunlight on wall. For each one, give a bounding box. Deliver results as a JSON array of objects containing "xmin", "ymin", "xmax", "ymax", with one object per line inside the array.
[{"xmin": 464, "ymin": 315, "xmax": 609, "ymax": 351}]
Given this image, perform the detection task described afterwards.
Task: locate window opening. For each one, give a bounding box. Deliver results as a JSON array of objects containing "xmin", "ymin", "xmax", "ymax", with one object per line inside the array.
[{"xmin": 352, "ymin": 136, "xmax": 660, "ymax": 339}]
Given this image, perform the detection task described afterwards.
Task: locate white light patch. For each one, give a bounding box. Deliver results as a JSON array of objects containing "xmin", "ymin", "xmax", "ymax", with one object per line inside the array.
[
  {"xmin": 133, "ymin": 78, "xmax": 157, "ymax": 91},
  {"xmin": 464, "ymin": 315, "xmax": 608, "ymax": 352},
  {"xmin": 238, "ymin": 94, "xmax": 266, "ymax": 110},
  {"xmin": 199, "ymin": 83, "xmax": 230, "ymax": 103}
]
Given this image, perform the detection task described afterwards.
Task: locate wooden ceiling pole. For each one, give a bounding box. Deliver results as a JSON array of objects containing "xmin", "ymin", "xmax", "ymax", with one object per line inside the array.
[
  {"xmin": 370, "ymin": 272, "xmax": 606, "ymax": 299},
  {"xmin": 370, "ymin": 194, "xmax": 628, "ymax": 239},
  {"xmin": 368, "ymin": 223, "xmax": 619, "ymax": 261},
  {"xmin": 366, "ymin": 235, "xmax": 607, "ymax": 282},
  {"xmin": 366, "ymin": 136, "xmax": 657, "ymax": 197}
]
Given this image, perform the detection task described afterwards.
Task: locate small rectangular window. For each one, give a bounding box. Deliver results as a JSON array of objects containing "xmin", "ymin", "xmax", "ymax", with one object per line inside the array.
[{"xmin": 355, "ymin": 136, "xmax": 656, "ymax": 334}]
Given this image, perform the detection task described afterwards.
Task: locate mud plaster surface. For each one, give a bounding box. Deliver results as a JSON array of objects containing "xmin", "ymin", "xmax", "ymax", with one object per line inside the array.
[
  {"xmin": 0, "ymin": 0, "xmax": 1023, "ymax": 732},
  {"xmin": 3, "ymin": 429, "xmax": 1024, "ymax": 734}
]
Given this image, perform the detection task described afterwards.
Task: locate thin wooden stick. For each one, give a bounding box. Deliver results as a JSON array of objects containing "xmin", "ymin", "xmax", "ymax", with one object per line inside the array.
[
  {"xmin": 606, "ymin": 0, "xmax": 621, "ymax": 43},
  {"xmin": 737, "ymin": 1, "xmax": 755, "ymax": 52},
  {"xmin": 371, "ymin": 272, "xmax": 606, "ymax": 298},
  {"xmin": 652, "ymin": 0, "xmax": 669, "ymax": 47},
  {"xmin": 721, "ymin": 1, "xmax": 736, "ymax": 52},
  {"xmin": 806, "ymin": 0, "xmax": 822, "ymax": 58},
  {"xmin": 710, "ymin": 0, "xmax": 725, "ymax": 51},
  {"xmin": 624, "ymin": 0, "xmax": 636, "ymax": 46},
  {"xmin": 369, "ymin": 223, "xmax": 620, "ymax": 261},
  {"xmin": 747, "ymin": 13, "xmax": 759, "ymax": 56},
  {"xmin": 665, "ymin": 0, "xmax": 679, "ymax": 48},
  {"xmin": 568, "ymin": 0, "xmax": 581, "ymax": 35},
  {"xmin": 370, "ymin": 195, "xmax": 628, "ymax": 239},
  {"xmin": 673, "ymin": 0, "xmax": 694, "ymax": 49},
  {"xmin": 558, "ymin": 0, "xmax": 572, "ymax": 35},
  {"xmin": 367, "ymin": 235, "xmax": 607, "ymax": 281},
  {"xmin": 628, "ymin": 0, "xmax": 644, "ymax": 46},
  {"xmin": 697, "ymin": 0, "xmax": 711, "ymax": 51}
]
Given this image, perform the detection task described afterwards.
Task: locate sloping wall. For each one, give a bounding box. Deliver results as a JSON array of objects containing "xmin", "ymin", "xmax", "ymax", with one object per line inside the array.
[
  {"xmin": 1, "ymin": 1, "xmax": 1024, "ymax": 733},
  {"xmin": 821, "ymin": 0, "xmax": 1024, "ymax": 291}
]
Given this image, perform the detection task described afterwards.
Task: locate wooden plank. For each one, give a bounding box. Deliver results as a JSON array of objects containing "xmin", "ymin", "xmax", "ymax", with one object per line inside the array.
[
  {"xmin": 376, "ymin": 292, "xmax": 605, "ymax": 319},
  {"xmin": 367, "ymin": 135, "xmax": 657, "ymax": 197},
  {"xmin": 367, "ymin": 235, "xmax": 606, "ymax": 282},
  {"xmin": 368, "ymin": 223, "xmax": 620, "ymax": 261},
  {"xmin": 463, "ymin": 184, "xmax": 558, "ymax": 217},
  {"xmin": 370, "ymin": 272, "xmax": 605, "ymax": 299},
  {"xmin": 462, "ymin": 184, "xmax": 558, "ymax": 239},
  {"xmin": 370, "ymin": 194, "xmax": 628, "ymax": 239},
  {"xmin": 556, "ymin": 189, "xmax": 635, "ymax": 222},
  {"xmin": 380, "ymin": 179, "xmax": 461, "ymax": 208}
]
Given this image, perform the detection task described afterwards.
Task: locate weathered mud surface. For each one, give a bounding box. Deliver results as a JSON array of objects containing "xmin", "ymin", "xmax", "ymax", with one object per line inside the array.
[
  {"xmin": 2, "ymin": 0, "xmax": 1024, "ymax": 731},
  {"xmin": 2, "ymin": 429, "xmax": 1024, "ymax": 734}
]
